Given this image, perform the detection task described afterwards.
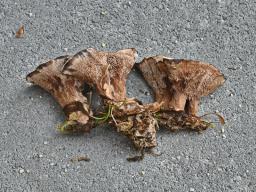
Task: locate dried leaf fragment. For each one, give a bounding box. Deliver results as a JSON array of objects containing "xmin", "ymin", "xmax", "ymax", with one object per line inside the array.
[
  {"xmin": 139, "ymin": 56, "xmax": 225, "ymax": 115},
  {"xmin": 62, "ymin": 48, "xmax": 137, "ymax": 101},
  {"xmin": 15, "ymin": 25, "xmax": 25, "ymax": 38},
  {"xmin": 26, "ymin": 55, "xmax": 92, "ymax": 133}
]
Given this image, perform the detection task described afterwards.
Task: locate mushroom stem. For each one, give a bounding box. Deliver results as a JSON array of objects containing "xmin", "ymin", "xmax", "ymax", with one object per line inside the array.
[
  {"xmin": 168, "ymin": 91, "xmax": 187, "ymax": 112},
  {"xmin": 186, "ymin": 97, "xmax": 200, "ymax": 115}
]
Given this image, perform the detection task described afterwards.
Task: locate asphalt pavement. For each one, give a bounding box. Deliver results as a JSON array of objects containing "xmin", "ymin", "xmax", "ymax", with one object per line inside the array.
[{"xmin": 0, "ymin": 0, "xmax": 255, "ymax": 191}]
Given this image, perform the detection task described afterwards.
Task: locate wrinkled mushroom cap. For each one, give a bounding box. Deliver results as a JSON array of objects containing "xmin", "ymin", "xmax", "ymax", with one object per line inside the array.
[
  {"xmin": 138, "ymin": 56, "xmax": 225, "ymax": 115},
  {"xmin": 62, "ymin": 48, "xmax": 137, "ymax": 101}
]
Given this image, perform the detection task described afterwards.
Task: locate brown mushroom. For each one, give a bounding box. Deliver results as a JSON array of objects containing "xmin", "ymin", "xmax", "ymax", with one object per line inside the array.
[
  {"xmin": 138, "ymin": 56, "xmax": 225, "ymax": 115},
  {"xmin": 26, "ymin": 55, "xmax": 92, "ymax": 133},
  {"xmin": 138, "ymin": 56, "xmax": 225, "ymax": 132},
  {"xmin": 62, "ymin": 48, "xmax": 137, "ymax": 101}
]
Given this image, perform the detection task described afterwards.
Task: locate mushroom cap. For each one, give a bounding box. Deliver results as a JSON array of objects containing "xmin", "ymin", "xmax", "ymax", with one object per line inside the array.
[
  {"xmin": 162, "ymin": 58, "xmax": 225, "ymax": 98},
  {"xmin": 62, "ymin": 48, "xmax": 137, "ymax": 101},
  {"xmin": 26, "ymin": 55, "xmax": 71, "ymax": 95}
]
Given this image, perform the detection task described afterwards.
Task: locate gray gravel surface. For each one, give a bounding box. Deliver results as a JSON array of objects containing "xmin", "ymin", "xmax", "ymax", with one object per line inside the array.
[{"xmin": 0, "ymin": 0, "xmax": 256, "ymax": 191}]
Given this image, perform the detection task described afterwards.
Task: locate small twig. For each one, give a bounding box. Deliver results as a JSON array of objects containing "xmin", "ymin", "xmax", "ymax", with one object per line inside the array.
[
  {"xmin": 88, "ymin": 91, "xmax": 92, "ymax": 107},
  {"xmin": 110, "ymin": 108, "xmax": 117, "ymax": 125},
  {"xmin": 70, "ymin": 156, "xmax": 90, "ymax": 163}
]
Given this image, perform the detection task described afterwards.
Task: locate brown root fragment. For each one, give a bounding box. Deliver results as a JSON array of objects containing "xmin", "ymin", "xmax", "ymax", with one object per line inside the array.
[
  {"xmin": 26, "ymin": 55, "xmax": 93, "ymax": 133},
  {"xmin": 138, "ymin": 56, "xmax": 225, "ymax": 115},
  {"xmin": 157, "ymin": 111, "xmax": 214, "ymax": 132},
  {"xmin": 15, "ymin": 25, "xmax": 25, "ymax": 38},
  {"xmin": 62, "ymin": 48, "xmax": 137, "ymax": 101}
]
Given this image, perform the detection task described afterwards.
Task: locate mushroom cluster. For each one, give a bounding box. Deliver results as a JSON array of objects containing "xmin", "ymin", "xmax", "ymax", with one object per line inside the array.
[{"xmin": 26, "ymin": 48, "xmax": 225, "ymax": 159}]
